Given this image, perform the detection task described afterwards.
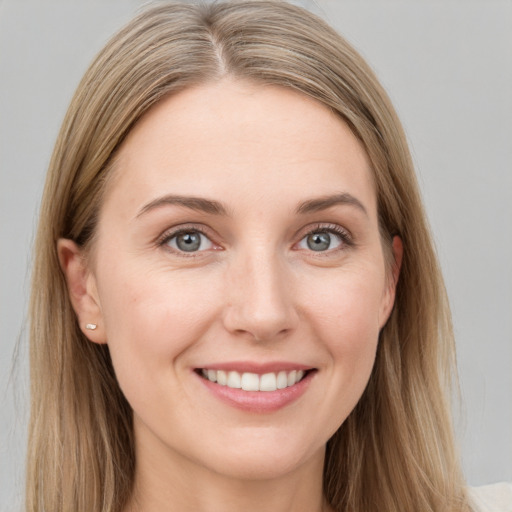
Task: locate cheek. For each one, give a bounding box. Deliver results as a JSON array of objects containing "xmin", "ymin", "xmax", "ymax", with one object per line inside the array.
[
  {"xmin": 309, "ymin": 267, "xmax": 385, "ymax": 348},
  {"xmin": 305, "ymin": 268, "xmax": 385, "ymax": 415},
  {"xmin": 95, "ymin": 262, "xmax": 222, "ymax": 388}
]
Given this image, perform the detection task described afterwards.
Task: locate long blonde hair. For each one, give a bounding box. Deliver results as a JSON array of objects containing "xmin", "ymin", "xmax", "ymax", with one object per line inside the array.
[{"xmin": 28, "ymin": 1, "xmax": 468, "ymax": 511}]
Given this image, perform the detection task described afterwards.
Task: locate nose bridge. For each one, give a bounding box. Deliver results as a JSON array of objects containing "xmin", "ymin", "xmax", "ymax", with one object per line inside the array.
[{"xmin": 223, "ymin": 244, "xmax": 298, "ymax": 341}]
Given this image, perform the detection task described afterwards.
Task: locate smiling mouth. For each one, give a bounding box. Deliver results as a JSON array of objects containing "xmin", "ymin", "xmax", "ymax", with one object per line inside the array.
[{"xmin": 197, "ymin": 369, "xmax": 311, "ymax": 392}]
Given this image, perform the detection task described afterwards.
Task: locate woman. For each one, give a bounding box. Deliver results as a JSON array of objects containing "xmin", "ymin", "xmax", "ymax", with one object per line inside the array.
[{"xmin": 26, "ymin": 1, "xmax": 509, "ymax": 511}]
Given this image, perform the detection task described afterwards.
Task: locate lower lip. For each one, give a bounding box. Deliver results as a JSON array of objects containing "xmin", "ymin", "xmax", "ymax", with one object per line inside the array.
[{"xmin": 196, "ymin": 371, "xmax": 315, "ymax": 413}]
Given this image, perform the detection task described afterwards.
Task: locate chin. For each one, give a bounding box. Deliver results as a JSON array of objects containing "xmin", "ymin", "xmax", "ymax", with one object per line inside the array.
[{"xmin": 191, "ymin": 431, "xmax": 325, "ymax": 481}]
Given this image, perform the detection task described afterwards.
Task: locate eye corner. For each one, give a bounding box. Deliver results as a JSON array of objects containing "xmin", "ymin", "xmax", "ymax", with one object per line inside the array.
[
  {"xmin": 294, "ymin": 223, "xmax": 354, "ymax": 254},
  {"xmin": 157, "ymin": 224, "xmax": 222, "ymax": 256}
]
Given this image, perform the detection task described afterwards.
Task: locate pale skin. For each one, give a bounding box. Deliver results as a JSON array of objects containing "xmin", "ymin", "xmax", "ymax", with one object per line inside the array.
[{"xmin": 59, "ymin": 79, "xmax": 402, "ymax": 512}]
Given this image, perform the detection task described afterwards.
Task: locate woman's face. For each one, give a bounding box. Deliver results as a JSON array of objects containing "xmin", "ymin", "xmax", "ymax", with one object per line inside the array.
[{"xmin": 64, "ymin": 79, "xmax": 399, "ymax": 481}]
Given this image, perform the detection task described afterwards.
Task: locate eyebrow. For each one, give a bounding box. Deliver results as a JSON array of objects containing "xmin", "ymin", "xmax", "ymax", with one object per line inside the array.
[
  {"xmin": 136, "ymin": 192, "xmax": 368, "ymax": 219},
  {"xmin": 296, "ymin": 193, "xmax": 368, "ymax": 216},
  {"xmin": 136, "ymin": 194, "xmax": 229, "ymax": 218}
]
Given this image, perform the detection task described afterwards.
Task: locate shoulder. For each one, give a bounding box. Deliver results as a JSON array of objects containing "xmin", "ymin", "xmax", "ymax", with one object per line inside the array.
[{"xmin": 467, "ymin": 482, "xmax": 512, "ymax": 512}]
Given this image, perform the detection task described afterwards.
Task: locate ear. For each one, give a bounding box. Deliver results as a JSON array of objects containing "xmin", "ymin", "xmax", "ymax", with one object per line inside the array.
[
  {"xmin": 57, "ymin": 239, "xmax": 107, "ymax": 344},
  {"xmin": 379, "ymin": 235, "xmax": 403, "ymax": 328}
]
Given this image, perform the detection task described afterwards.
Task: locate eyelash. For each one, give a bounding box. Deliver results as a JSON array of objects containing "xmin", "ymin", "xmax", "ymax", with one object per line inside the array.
[
  {"xmin": 298, "ymin": 223, "xmax": 354, "ymax": 251},
  {"xmin": 156, "ymin": 223, "xmax": 354, "ymax": 256},
  {"xmin": 157, "ymin": 225, "xmax": 216, "ymax": 257}
]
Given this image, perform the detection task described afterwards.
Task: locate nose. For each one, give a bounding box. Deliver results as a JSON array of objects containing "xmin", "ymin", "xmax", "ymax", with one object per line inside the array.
[{"xmin": 222, "ymin": 249, "xmax": 299, "ymax": 342}]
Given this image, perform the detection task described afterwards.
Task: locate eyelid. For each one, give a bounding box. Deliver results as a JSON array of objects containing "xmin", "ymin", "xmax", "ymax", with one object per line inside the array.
[
  {"xmin": 156, "ymin": 224, "xmax": 221, "ymax": 255},
  {"xmin": 155, "ymin": 222, "xmax": 353, "ymax": 256},
  {"xmin": 294, "ymin": 223, "xmax": 354, "ymax": 251}
]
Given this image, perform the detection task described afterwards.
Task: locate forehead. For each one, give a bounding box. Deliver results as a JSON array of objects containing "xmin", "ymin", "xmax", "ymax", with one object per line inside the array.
[{"xmin": 104, "ymin": 78, "xmax": 376, "ymax": 219}]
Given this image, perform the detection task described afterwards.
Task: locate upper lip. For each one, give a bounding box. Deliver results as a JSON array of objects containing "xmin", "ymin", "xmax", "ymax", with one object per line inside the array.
[{"xmin": 194, "ymin": 361, "xmax": 314, "ymax": 374}]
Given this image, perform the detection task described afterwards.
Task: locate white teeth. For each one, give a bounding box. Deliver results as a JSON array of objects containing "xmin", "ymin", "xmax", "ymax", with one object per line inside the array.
[
  {"xmin": 259, "ymin": 372, "xmax": 277, "ymax": 391},
  {"xmin": 287, "ymin": 370, "xmax": 297, "ymax": 386},
  {"xmin": 241, "ymin": 372, "xmax": 259, "ymax": 391},
  {"xmin": 227, "ymin": 371, "xmax": 242, "ymax": 388},
  {"xmin": 217, "ymin": 370, "xmax": 227, "ymax": 386},
  {"xmin": 200, "ymin": 368, "xmax": 308, "ymax": 391},
  {"xmin": 276, "ymin": 371, "xmax": 288, "ymax": 389}
]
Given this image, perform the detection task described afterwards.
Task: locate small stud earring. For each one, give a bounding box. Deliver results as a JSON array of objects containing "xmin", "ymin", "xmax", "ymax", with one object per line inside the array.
[{"xmin": 85, "ymin": 323, "xmax": 97, "ymax": 330}]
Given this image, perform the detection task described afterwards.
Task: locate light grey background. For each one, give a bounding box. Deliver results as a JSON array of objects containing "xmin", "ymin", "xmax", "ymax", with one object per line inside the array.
[{"xmin": 1, "ymin": 0, "xmax": 511, "ymax": 509}]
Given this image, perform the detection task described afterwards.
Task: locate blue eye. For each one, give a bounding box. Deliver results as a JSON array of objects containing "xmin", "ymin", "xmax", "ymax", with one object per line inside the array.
[
  {"xmin": 297, "ymin": 229, "xmax": 345, "ymax": 252},
  {"xmin": 164, "ymin": 230, "xmax": 214, "ymax": 253}
]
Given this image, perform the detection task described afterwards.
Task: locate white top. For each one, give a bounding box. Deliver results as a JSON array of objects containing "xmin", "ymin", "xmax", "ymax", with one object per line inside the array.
[{"xmin": 468, "ymin": 483, "xmax": 512, "ymax": 512}]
